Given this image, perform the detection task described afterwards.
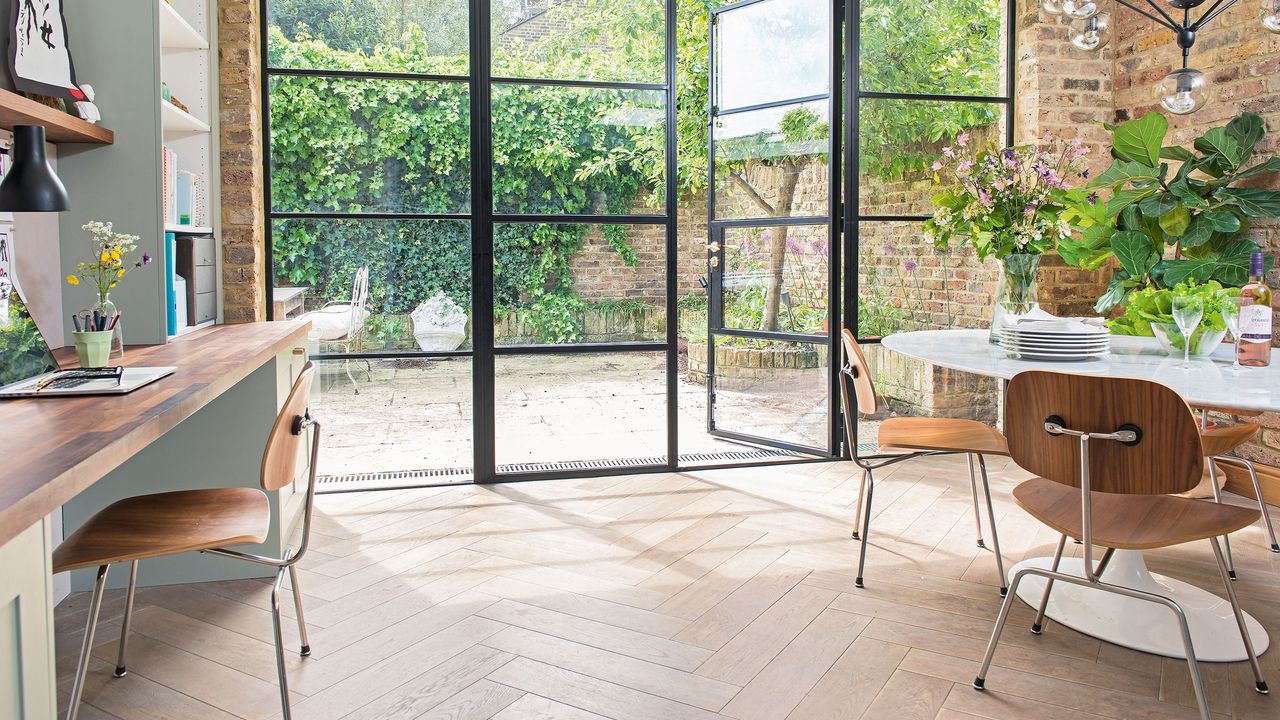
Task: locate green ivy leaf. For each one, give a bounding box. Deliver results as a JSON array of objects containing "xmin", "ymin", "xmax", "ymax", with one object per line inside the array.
[
  {"xmin": 1217, "ymin": 188, "xmax": 1280, "ymax": 217},
  {"xmin": 1158, "ymin": 205, "xmax": 1191, "ymax": 237},
  {"xmin": 1112, "ymin": 231, "xmax": 1159, "ymax": 279},
  {"xmin": 1112, "ymin": 112, "xmax": 1167, "ymax": 168}
]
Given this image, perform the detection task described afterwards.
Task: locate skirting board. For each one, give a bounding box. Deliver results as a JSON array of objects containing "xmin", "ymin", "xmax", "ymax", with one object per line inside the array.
[{"xmin": 1218, "ymin": 460, "xmax": 1280, "ymax": 507}]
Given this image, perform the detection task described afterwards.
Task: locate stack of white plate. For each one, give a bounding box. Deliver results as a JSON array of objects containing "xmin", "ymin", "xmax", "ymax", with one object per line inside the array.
[{"xmin": 999, "ymin": 319, "xmax": 1110, "ymax": 361}]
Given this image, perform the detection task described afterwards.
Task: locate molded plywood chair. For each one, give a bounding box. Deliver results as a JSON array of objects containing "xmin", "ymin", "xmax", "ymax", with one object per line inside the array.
[
  {"xmin": 973, "ymin": 371, "xmax": 1267, "ymax": 720},
  {"xmin": 54, "ymin": 362, "xmax": 320, "ymax": 720},
  {"xmin": 839, "ymin": 329, "xmax": 1009, "ymax": 595}
]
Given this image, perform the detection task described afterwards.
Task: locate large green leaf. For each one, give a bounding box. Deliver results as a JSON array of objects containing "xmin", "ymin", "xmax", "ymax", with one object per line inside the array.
[
  {"xmin": 1112, "ymin": 113, "xmax": 1167, "ymax": 168},
  {"xmin": 1211, "ymin": 240, "xmax": 1262, "ymax": 286},
  {"xmin": 1217, "ymin": 188, "xmax": 1280, "ymax": 217},
  {"xmin": 1178, "ymin": 216, "xmax": 1213, "ymax": 249},
  {"xmin": 1194, "ymin": 127, "xmax": 1243, "ymax": 170},
  {"xmin": 1160, "ymin": 146, "xmax": 1196, "ymax": 162},
  {"xmin": 1089, "ymin": 159, "xmax": 1160, "ymax": 189},
  {"xmin": 1155, "ymin": 258, "xmax": 1216, "ymax": 287},
  {"xmin": 1158, "ymin": 205, "xmax": 1191, "ymax": 237},
  {"xmin": 1107, "ymin": 187, "xmax": 1157, "ymax": 218},
  {"xmin": 1095, "ymin": 271, "xmax": 1132, "ymax": 314},
  {"xmin": 1168, "ymin": 180, "xmax": 1209, "ymax": 209},
  {"xmin": 1112, "ymin": 231, "xmax": 1159, "ymax": 279},
  {"xmin": 1138, "ymin": 193, "xmax": 1177, "ymax": 217},
  {"xmin": 1225, "ymin": 112, "xmax": 1264, "ymax": 161},
  {"xmin": 1202, "ymin": 209, "xmax": 1241, "ymax": 233},
  {"xmin": 1232, "ymin": 157, "xmax": 1280, "ymax": 182}
]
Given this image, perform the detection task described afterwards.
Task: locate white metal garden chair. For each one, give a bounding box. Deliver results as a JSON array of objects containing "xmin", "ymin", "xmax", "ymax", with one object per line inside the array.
[{"xmin": 298, "ymin": 267, "xmax": 370, "ymax": 393}]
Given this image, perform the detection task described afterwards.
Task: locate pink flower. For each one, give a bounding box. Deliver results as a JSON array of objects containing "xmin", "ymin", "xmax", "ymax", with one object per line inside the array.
[
  {"xmin": 1042, "ymin": 130, "xmax": 1055, "ymax": 143},
  {"xmin": 979, "ymin": 189, "xmax": 994, "ymax": 206},
  {"xmin": 931, "ymin": 160, "xmax": 943, "ymax": 172},
  {"xmin": 903, "ymin": 260, "xmax": 919, "ymax": 272},
  {"xmin": 957, "ymin": 131, "xmax": 970, "ymax": 147},
  {"xmin": 942, "ymin": 146, "xmax": 955, "ymax": 158}
]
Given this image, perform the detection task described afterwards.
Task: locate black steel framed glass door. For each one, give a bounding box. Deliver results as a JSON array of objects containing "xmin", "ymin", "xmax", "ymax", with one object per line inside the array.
[{"xmin": 705, "ymin": 0, "xmax": 842, "ymax": 456}]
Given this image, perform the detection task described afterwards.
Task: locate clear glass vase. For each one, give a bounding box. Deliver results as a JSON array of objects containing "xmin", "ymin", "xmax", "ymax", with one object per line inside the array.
[
  {"xmin": 990, "ymin": 253, "xmax": 1041, "ymax": 344},
  {"xmin": 81, "ymin": 293, "xmax": 125, "ymax": 361}
]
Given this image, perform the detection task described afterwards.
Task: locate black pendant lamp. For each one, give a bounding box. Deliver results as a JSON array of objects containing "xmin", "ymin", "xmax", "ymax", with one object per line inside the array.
[{"xmin": 0, "ymin": 125, "xmax": 69, "ymax": 212}]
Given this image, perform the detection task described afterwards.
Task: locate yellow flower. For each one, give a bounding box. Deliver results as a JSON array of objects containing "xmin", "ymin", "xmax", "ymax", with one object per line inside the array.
[
  {"xmin": 116, "ymin": 269, "xmax": 125, "ymax": 278},
  {"xmin": 100, "ymin": 251, "xmax": 111, "ymax": 263},
  {"xmin": 111, "ymin": 249, "xmax": 121, "ymax": 261},
  {"xmin": 66, "ymin": 275, "xmax": 79, "ymax": 286}
]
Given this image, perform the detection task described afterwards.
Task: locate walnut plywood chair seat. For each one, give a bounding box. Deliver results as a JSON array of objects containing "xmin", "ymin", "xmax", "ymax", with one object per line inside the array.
[
  {"xmin": 839, "ymin": 329, "xmax": 1009, "ymax": 595},
  {"xmin": 973, "ymin": 371, "xmax": 1268, "ymax": 720},
  {"xmin": 58, "ymin": 362, "xmax": 321, "ymax": 720}
]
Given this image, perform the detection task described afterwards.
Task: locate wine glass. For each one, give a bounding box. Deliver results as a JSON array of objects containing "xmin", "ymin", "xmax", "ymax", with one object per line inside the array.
[
  {"xmin": 1222, "ymin": 298, "xmax": 1244, "ymax": 374},
  {"xmin": 1172, "ymin": 296, "xmax": 1204, "ymax": 368}
]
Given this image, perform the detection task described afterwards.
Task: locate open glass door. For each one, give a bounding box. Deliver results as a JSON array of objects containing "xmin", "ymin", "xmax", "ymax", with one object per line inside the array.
[{"xmin": 705, "ymin": 0, "xmax": 840, "ymax": 456}]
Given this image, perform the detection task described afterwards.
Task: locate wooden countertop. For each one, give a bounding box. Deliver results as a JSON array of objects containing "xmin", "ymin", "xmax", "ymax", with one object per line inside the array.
[{"xmin": 0, "ymin": 321, "xmax": 310, "ymax": 546}]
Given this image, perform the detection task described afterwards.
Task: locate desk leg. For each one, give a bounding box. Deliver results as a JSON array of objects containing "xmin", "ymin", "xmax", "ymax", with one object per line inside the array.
[{"xmin": 1009, "ymin": 550, "xmax": 1270, "ymax": 662}]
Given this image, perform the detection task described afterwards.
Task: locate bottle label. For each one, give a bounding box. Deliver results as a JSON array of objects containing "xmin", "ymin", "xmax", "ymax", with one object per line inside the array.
[{"xmin": 1240, "ymin": 305, "xmax": 1273, "ymax": 342}]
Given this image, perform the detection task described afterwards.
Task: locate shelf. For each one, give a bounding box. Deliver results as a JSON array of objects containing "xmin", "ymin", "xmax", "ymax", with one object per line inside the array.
[
  {"xmin": 161, "ymin": 101, "xmax": 210, "ymax": 135},
  {"xmin": 165, "ymin": 224, "xmax": 213, "ymax": 234},
  {"xmin": 0, "ymin": 89, "xmax": 113, "ymax": 144},
  {"xmin": 158, "ymin": 1, "xmax": 208, "ymax": 50}
]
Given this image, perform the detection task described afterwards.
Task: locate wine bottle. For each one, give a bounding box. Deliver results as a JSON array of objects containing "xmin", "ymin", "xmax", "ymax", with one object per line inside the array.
[{"xmin": 1237, "ymin": 252, "xmax": 1273, "ymax": 367}]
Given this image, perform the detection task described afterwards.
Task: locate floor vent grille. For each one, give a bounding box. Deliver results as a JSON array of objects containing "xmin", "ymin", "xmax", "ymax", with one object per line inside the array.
[{"xmin": 316, "ymin": 448, "xmax": 802, "ymax": 492}]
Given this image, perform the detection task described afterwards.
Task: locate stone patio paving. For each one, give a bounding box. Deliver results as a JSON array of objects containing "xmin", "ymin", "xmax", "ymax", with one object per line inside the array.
[{"xmin": 309, "ymin": 351, "xmax": 851, "ymax": 486}]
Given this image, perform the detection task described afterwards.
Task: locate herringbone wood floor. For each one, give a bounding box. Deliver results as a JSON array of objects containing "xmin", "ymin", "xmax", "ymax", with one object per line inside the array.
[{"xmin": 54, "ymin": 455, "xmax": 1280, "ymax": 719}]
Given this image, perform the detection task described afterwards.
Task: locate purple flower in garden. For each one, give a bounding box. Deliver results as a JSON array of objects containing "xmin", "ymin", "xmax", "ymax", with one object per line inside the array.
[
  {"xmin": 957, "ymin": 160, "xmax": 976, "ymax": 174},
  {"xmin": 1080, "ymin": 168, "xmax": 1090, "ymax": 180},
  {"xmin": 931, "ymin": 160, "xmax": 943, "ymax": 171},
  {"xmin": 1087, "ymin": 192, "xmax": 1099, "ymax": 205},
  {"xmin": 979, "ymin": 189, "xmax": 994, "ymax": 206},
  {"xmin": 1042, "ymin": 130, "xmax": 1055, "ymax": 143},
  {"xmin": 785, "ymin": 236, "xmax": 804, "ymax": 254},
  {"xmin": 141, "ymin": 252, "xmax": 152, "ymax": 265},
  {"xmin": 1025, "ymin": 204, "xmax": 1037, "ymax": 217},
  {"xmin": 942, "ymin": 146, "xmax": 955, "ymax": 158},
  {"xmin": 903, "ymin": 259, "xmax": 919, "ymax": 272},
  {"xmin": 743, "ymin": 233, "xmax": 754, "ymax": 260},
  {"xmin": 1004, "ymin": 148, "xmax": 1016, "ymax": 160}
]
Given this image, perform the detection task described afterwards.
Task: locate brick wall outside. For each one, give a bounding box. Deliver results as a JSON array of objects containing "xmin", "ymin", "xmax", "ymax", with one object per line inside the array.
[{"xmin": 218, "ymin": 0, "xmax": 266, "ymax": 323}]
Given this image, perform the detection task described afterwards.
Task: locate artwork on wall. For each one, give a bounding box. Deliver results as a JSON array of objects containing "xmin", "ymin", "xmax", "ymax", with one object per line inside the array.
[{"xmin": 8, "ymin": 0, "xmax": 83, "ymax": 102}]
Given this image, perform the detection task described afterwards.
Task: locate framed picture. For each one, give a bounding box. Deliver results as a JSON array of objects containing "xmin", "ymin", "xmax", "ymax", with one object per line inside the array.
[{"xmin": 8, "ymin": 0, "xmax": 83, "ymax": 102}]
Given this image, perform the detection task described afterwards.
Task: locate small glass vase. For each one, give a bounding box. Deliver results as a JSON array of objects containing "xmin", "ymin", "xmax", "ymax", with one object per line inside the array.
[
  {"xmin": 990, "ymin": 253, "xmax": 1041, "ymax": 344},
  {"xmin": 80, "ymin": 293, "xmax": 125, "ymax": 362}
]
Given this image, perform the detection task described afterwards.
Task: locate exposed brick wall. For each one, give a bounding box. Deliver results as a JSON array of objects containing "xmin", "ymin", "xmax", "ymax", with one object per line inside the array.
[
  {"xmin": 1112, "ymin": 1, "xmax": 1280, "ymax": 465},
  {"xmin": 218, "ymin": 0, "xmax": 266, "ymax": 323}
]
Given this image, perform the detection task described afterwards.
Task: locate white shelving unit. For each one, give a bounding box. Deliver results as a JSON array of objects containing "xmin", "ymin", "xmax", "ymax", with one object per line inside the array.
[
  {"xmin": 158, "ymin": 0, "xmax": 208, "ymax": 50},
  {"xmin": 161, "ymin": 100, "xmax": 211, "ymax": 135}
]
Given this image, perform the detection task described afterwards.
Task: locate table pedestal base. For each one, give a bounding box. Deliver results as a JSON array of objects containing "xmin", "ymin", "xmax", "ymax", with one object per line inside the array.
[{"xmin": 1010, "ymin": 550, "xmax": 1269, "ymax": 662}]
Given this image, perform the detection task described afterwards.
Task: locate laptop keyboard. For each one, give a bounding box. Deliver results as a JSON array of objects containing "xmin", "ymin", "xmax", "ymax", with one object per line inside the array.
[{"xmin": 43, "ymin": 377, "xmax": 93, "ymax": 390}]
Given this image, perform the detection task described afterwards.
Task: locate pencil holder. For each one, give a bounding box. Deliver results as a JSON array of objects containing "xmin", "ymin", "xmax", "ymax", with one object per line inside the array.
[{"xmin": 73, "ymin": 330, "xmax": 114, "ymax": 368}]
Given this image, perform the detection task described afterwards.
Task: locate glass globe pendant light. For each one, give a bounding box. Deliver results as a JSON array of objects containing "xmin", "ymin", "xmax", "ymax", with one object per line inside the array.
[
  {"xmin": 1039, "ymin": 0, "xmax": 1064, "ymax": 15},
  {"xmin": 1264, "ymin": 0, "xmax": 1280, "ymax": 33},
  {"xmin": 1159, "ymin": 68, "xmax": 1207, "ymax": 115},
  {"xmin": 1069, "ymin": 12, "xmax": 1111, "ymax": 49},
  {"xmin": 1062, "ymin": 0, "xmax": 1099, "ymax": 19}
]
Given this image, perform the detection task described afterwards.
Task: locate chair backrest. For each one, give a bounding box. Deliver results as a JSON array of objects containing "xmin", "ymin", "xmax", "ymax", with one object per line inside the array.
[
  {"xmin": 1005, "ymin": 371, "xmax": 1203, "ymax": 495},
  {"xmin": 261, "ymin": 361, "xmax": 316, "ymax": 491},
  {"xmin": 349, "ymin": 267, "xmax": 370, "ymax": 333},
  {"xmin": 840, "ymin": 328, "xmax": 878, "ymax": 416}
]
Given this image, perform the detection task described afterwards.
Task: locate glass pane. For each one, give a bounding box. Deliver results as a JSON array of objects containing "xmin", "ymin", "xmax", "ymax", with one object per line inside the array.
[
  {"xmin": 265, "ymin": 0, "xmax": 469, "ymax": 75},
  {"xmin": 271, "ymin": 218, "xmax": 471, "ymax": 353},
  {"xmin": 719, "ymin": 224, "xmax": 828, "ymax": 335},
  {"xmin": 492, "ymin": 85, "xmax": 665, "ymax": 215},
  {"xmin": 709, "ymin": 335, "xmax": 829, "ymax": 450},
  {"xmin": 269, "ymin": 76, "xmax": 470, "ymax": 214},
  {"xmin": 311, "ymin": 356, "xmax": 473, "ymax": 485},
  {"xmin": 859, "ymin": 99, "xmax": 1005, "ymax": 215},
  {"xmin": 859, "ymin": 0, "xmax": 1006, "ymax": 96},
  {"xmin": 495, "ymin": 352, "xmax": 666, "ymax": 468},
  {"xmin": 716, "ymin": 0, "xmax": 830, "ymax": 110},
  {"xmin": 493, "ymin": 224, "xmax": 665, "ymax": 346},
  {"xmin": 492, "ymin": 0, "xmax": 664, "ymax": 84},
  {"xmin": 713, "ymin": 99, "xmax": 829, "ymax": 221}
]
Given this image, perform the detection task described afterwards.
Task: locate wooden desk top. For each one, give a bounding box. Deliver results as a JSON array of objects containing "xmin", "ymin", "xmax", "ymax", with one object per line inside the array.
[{"xmin": 0, "ymin": 320, "xmax": 310, "ymax": 546}]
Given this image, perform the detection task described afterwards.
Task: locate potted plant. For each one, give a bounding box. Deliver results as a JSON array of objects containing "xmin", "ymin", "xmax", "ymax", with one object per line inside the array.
[
  {"xmin": 924, "ymin": 132, "xmax": 1091, "ymax": 340},
  {"xmin": 411, "ymin": 291, "xmax": 467, "ymax": 351},
  {"xmin": 65, "ymin": 221, "xmax": 151, "ymax": 365},
  {"xmin": 1058, "ymin": 111, "xmax": 1280, "ymax": 313}
]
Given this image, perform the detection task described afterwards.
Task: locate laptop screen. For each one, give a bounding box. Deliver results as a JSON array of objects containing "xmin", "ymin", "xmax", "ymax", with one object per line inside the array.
[{"xmin": 0, "ymin": 279, "xmax": 58, "ymax": 387}]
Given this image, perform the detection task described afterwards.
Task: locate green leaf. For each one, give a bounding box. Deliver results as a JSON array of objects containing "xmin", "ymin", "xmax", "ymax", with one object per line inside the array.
[
  {"xmin": 1159, "ymin": 205, "xmax": 1191, "ymax": 237},
  {"xmin": 1178, "ymin": 217, "xmax": 1213, "ymax": 249},
  {"xmin": 1168, "ymin": 180, "xmax": 1209, "ymax": 210},
  {"xmin": 1225, "ymin": 112, "xmax": 1264, "ymax": 160},
  {"xmin": 1232, "ymin": 157, "xmax": 1280, "ymax": 182},
  {"xmin": 1155, "ymin": 258, "xmax": 1216, "ymax": 288},
  {"xmin": 1193, "ymin": 127, "xmax": 1243, "ymax": 169},
  {"xmin": 1095, "ymin": 271, "xmax": 1132, "ymax": 315},
  {"xmin": 1160, "ymin": 146, "xmax": 1196, "ymax": 162},
  {"xmin": 1089, "ymin": 159, "xmax": 1160, "ymax": 189},
  {"xmin": 1217, "ymin": 188, "xmax": 1280, "ymax": 217},
  {"xmin": 1112, "ymin": 112, "xmax": 1167, "ymax": 168},
  {"xmin": 1107, "ymin": 187, "xmax": 1157, "ymax": 217},
  {"xmin": 1202, "ymin": 209, "xmax": 1241, "ymax": 233},
  {"xmin": 1112, "ymin": 231, "xmax": 1159, "ymax": 279},
  {"xmin": 1138, "ymin": 193, "xmax": 1177, "ymax": 217},
  {"xmin": 1210, "ymin": 240, "xmax": 1262, "ymax": 286}
]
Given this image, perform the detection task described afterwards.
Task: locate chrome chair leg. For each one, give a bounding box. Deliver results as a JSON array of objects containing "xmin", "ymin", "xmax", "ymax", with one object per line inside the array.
[
  {"xmin": 270, "ymin": 567, "xmax": 293, "ymax": 720},
  {"xmin": 1207, "ymin": 460, "xmax": 1236, "ymax": 579},
  {"xmin": 852, "ymin": 468, "xmax": 867, "ymax": 540},
  {"xmin": 1210, "ymin": 537, "xmax": 1268, "ymax": 694},
  {"xmin": 1031, "ymin": 534, "xmax": 1067, "ymax": 634},
  {"xmin": 973, "ymin": 565, "xmax": 1028, "ymax": 689},
  {"xmin": 967, "ymin": 453, "xmax": 985, "ymax": 549},
  {"xmin": 68, "ymin": 565, "xmax": 110, "ymax": 720},
  {"xmin": 114, "ymin": 560, "xmax": 139, "ymax": 677},
  {"xmin": 1224, "ymin": 455, "xmax": 1280, "ymax": 553},
  {"xmin": 855, "ymin": 468, "xmax": 875, "ymax": 588},
  {"xmin": 976, "ymin": 455, "xmax": 1007, "ymax": 597},
  {"xmin": 288, "ymin": 564, "xmax": 312, "ymax": 656}
]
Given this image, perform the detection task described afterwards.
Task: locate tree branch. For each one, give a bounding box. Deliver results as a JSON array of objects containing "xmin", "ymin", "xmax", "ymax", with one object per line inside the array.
[{"xmin": 728, "ymin": 170, "xmax": 776, "ymax": 217}]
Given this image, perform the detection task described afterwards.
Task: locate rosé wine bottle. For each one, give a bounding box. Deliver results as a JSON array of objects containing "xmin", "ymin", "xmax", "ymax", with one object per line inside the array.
[{"xmin": 1237, "ymin": 252, "xmax": 1272, "ymax": 367}]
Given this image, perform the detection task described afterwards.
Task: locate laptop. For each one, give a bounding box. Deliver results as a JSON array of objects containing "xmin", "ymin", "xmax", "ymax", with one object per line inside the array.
[{"xmin": 0, "ymin": 281, "xmax": 174, "ymax": 398}]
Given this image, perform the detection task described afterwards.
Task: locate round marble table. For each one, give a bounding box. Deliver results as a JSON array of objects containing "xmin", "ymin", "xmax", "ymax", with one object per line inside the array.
[{"xmin": 882, "ymin": 328, "xmax": 1277, "ymax": 662}]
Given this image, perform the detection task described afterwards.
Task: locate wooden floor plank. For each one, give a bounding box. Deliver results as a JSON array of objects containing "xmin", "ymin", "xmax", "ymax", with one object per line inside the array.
[{"xmin": 486, "ymin": 657, "xmax": 721, "ymax": 720}]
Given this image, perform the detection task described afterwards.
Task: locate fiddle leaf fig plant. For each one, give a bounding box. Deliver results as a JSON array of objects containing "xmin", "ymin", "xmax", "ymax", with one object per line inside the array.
[{"xmin": 1057, "ymin": 111, "xmax": 1280, "ymax": 314}]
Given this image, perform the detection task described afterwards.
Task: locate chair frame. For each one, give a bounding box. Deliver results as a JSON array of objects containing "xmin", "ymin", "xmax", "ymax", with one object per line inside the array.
[
  {"xmin": 1195, "ymin": 410, "xmax": 1280, "ymax": 583},
  {"xmin": 64, "ymin": 413, "xmax": 322, "ymax": 720},
  {"xmin": 839, "ymin": 355, "xmax": 1007, "ymax": 596},
  {"xmin": 972, "ymin": 414, "xmax": 1268, "ymax": 720},
  {"xmin": 309, "ymin": 266, "xmax": 371, "ymax": 392}
]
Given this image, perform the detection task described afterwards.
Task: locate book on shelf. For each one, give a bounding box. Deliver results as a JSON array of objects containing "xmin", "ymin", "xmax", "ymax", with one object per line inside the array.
[{"xmin": 176, "ymin": 171, "xmax": 195, "ymax": 226}]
